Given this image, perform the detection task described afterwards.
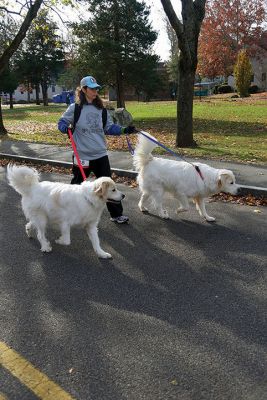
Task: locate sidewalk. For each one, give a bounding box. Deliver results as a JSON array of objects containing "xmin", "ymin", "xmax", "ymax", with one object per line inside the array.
[{"xmin": 0, "ymin": 139, "xmax": 266, "ymax": 197}]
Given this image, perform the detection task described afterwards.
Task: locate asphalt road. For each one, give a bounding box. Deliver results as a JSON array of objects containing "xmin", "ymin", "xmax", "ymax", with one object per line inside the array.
[{"xmin": 0, "ymin": 167, "xmax": 267, "ymax": 400}]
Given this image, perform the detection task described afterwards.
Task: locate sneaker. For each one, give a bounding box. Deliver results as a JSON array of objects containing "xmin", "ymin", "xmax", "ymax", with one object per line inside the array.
[{"xmin": 110, "ymin": 215, "xmax": 129, "ymax": 224}]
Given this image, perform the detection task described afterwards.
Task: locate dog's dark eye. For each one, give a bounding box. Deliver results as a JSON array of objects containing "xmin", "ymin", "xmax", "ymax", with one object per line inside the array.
[
  {"xmin": 112, "ymin": 189, "xmax": 116, "ymax": 192},
  {"xmin": 230, "ymin": 182, "xmax": 234, "ymax": 184}
]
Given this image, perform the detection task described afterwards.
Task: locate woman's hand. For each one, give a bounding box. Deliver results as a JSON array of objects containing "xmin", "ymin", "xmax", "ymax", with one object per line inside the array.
[{"xmin": 122, "ymin": 126, "xmax": 138, "ymax": 134}]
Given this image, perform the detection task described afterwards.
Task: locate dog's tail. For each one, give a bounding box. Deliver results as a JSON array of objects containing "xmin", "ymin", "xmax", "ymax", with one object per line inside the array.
[
  {"xmin": 133, "ymin": 131, "xmax": 158, "ymax": 171},
  {"xmin": 7, "ymin": 164, "xmax": 40, "ymax": 196}
]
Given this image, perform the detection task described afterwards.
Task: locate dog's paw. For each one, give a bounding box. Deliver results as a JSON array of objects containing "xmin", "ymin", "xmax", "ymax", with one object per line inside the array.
[
  {"xmin": 98, "ymin": 251, "xmax": 112, "ymax": 259},
  {"xmin": 25, "ymin": 224, "xmax": 34, "ymax": 238},
  {"xmin": 138, "ymin": 203, "xmax": 148, "ymax": 212},
  {"xmin": 139, "ymin": 206, "xmax": 149, "ymax": 213},
  {"xmin": 205, "ymin": 216, "xmax": 216, "ymax": 222},
  {"xmin": 55, "ymin": 237, "xmax": 70, "ymax": 246},
  {"xmin": 159, "ymin": 210, "xmax": 169, "ymax": 219},
  {"xmin": 41, "ymin": 243, "xmax": 52, "ymax": 252},
  {"xmin": 26, "ymin": 229, "xmax": 34, "ymax": 239}
]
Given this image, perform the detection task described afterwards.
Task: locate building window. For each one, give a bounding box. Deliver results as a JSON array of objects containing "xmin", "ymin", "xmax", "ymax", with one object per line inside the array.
[{"xmin": 262, "ymin": 72, "xmax": 266, "ymax": 82}]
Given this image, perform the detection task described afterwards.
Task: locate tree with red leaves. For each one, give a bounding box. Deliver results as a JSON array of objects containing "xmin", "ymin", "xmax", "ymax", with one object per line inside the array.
[{"xmin": 198, "ymin": 0, "xmax": 266, "ymax": 79}]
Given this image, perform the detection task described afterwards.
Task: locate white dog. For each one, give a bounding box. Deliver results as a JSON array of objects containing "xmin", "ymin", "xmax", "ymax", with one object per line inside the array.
[
  {"xmin": 133, "ymin": 132, "xmax": 239, "ymax": 222},
  {"xmin": 7, "ymin": 164, "xmax": 125, "ymax": 258}
]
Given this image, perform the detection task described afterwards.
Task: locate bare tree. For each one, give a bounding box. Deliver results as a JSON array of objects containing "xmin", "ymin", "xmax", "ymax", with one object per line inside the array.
[
  {"xmin": 160, "ymin": 0, "xmax": 206, "ymax": 147},
  {"xmin": 0, "ymin": 0, "xmax": 44, "ymax": 76},
  {"xmin": 0, "ymin": 0, "xmax": 44, "ymax": 134}
]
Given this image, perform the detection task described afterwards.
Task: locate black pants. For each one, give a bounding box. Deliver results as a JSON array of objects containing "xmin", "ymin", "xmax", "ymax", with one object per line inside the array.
[{"xmin": 71, "ymin": 155, "xmax": 123, "ymax": 218}]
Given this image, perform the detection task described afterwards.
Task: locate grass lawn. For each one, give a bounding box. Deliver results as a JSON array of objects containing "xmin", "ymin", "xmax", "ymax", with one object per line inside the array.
[{"xmin": 1, "ymin": 94, "xmax": 267, "ymax": 164}]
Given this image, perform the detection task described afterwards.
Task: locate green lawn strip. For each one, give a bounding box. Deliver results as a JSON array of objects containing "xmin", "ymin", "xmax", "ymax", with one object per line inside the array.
[{"xmin": 2, "ymin": 100, "xmax": 267, "ymax": 163}]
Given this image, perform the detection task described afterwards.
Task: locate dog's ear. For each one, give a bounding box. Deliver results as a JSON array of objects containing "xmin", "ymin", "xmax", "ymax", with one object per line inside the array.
[
  {"xmin": 95, "ymin": 181, "xmax": 110, "ymax": 199},
  {"xmin": 217, "ymin": 172, "xmax": 231, "ymax": 188}
]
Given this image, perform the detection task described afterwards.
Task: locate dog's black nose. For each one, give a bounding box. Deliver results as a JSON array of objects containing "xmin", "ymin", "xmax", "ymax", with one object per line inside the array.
[
  {"xmin": 122, "ymin": 194, "xmax": 125, "ymax": 199},
  {"xmin": 237, "ymin": 186, "xmax": 242, "ymax": 195}
]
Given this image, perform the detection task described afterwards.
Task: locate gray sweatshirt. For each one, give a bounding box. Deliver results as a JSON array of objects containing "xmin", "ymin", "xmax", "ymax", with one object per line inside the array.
[{"xmin": 59, "ymin": 103, "xmax": 119, "ymax": 160}]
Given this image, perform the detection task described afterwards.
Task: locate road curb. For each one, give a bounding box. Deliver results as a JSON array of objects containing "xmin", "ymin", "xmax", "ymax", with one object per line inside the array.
[
  {"xmin": 1, "ymin": 152, "xmax": 266, "ymax": 198},
  {"xmin": 0, "ymin": 153, "xmax": 72, "ymax": 169}
]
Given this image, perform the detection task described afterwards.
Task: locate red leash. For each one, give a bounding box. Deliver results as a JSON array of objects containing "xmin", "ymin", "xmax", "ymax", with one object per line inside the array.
[{"xmin": 67, "ymin": 128, "xmax": 87, "ymax": 181}]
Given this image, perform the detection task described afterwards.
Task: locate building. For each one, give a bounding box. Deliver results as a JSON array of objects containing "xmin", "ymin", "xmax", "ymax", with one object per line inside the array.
[
  {"xmin": 228, "ymin": 33, "xmax": 267, "ymax": 91},
  {"xmin": 1, "ymin": 84, "xmax": 65, "ymax": 104}
]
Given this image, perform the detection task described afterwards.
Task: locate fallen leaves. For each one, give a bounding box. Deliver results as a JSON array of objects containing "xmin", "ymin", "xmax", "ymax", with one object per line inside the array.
[
  {"xmin": 1, "ymin": 158, "xmax": 266, "ymax": 207},
  {"xmin": 210, "ymin": 192, "xmax": 267, "ymax": 207},
  {"xmin": 0, "ymin": 158, "xmax": 71, "ymax": 176},
  {"xmin": 111, "ymin": 172, "xmax": 138, "ymax": 187}
]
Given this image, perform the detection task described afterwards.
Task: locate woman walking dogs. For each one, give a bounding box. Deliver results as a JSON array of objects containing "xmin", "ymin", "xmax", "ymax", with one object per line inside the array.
[{"xmin": 58, "ymin": 75, "xmax": 136, "ymax": 224}]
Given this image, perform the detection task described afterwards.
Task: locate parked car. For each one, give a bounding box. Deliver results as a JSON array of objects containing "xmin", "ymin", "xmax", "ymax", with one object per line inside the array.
[{"xmin": 52, "ymin": 91, "xmax": 74, "ymax": 104}]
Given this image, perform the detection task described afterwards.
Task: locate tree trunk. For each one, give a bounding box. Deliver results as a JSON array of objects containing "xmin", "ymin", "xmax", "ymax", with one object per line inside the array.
[
  {"xmin": 116, "ymin": 69, "xmax": 125, "ymax": 108},
  {"xmin": 27, "ymin": 87, "xmax": 31, "ymax": 102},
  {"xmin": 9, "ymin": 93, "xmax": 14, "ymax": 109},
  {"xmin": 35, "ymin": 85, "xmax": 40, "ymax": 105},
  {"xmin": 160, "ymin": 0, "xmax": 206, "ymax": 148},
  {"xmin": 0, "ymin": 97, "xmax": 7, "ymax": 135},
  {"xmin": 176, "ymin": 57, "xmax": 196, "ymax": 147},
  {"xmin": 41, "ymin": 82, "xmax": 49, "ymax": 106}
]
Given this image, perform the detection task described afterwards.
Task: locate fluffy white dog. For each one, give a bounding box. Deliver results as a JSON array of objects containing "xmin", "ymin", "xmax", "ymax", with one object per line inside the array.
[
  {"xmin": 7, "ymin": 164, "xmax": 125, "ymax": 258},
  {"xmin": 133, "ymin": 132, "xmax": 239, "ymax": 222}
]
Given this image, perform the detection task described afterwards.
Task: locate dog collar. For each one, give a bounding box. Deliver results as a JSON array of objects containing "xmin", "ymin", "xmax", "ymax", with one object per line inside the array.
[{"xmin": 195, "ymin": 165, "xmax": 204, "ymax": 181}]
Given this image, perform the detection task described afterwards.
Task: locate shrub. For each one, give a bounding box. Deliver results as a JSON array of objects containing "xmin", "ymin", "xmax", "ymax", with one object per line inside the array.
[
  {"xmin": 248, "ymin": 85, "xmax": 259, "ymax": 94},
  {"xmin": 217, "ymin": 85, "xmax": 233, "ymax": 94},
  {"xmin": 213, "ymin": 85, "xmax": 220, "ymax": 94},
  {"xmin": 234, "ymin": 50, "xmax": 252, "ymax": 97}
]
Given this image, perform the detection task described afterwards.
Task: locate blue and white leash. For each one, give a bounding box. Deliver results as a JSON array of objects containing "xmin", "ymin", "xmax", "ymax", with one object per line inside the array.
[
  {"xmin": 126, "ymin": 130, "xmax": 204, "ymax": 181},
  {"xmin": 125, "ymin": 135, "xmax": 135, "ymax": 155}
]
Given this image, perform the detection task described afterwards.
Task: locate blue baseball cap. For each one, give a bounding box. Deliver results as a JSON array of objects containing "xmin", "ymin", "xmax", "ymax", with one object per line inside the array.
[{"xmin": 80, "ymin": 76, "xmax": 101, "ymax": 89}]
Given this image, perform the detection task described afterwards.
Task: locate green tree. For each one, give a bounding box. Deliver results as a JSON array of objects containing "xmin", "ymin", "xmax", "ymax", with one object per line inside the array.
[
  {"xmin": 17, "ymin": 10, "xmax": 65, "ymax": 105},
  {"xmin": 56, "ymin": 31, "xmax": 82, "ymax": 91},
  {"xmin": 0, "ymin": 12, "xmax": 17, "ymax": 54},
  {"xmin": 0, "ymin": 0, "xmax": 75, "ymax": 133},
  {"xmin": 15, "ymin": 44, "xmax": 43, "ymax": 105},
  {"xmin": 126, "ymin": 54, "xmax": 161, "ymax": 102},
  {"xmin": 0, "ymin": 0, "xmax": 43, "ymax": 134},
  {"xmin": 234, "ymin": 49, "xmax": 252, "ymax": 97},
  {"xmin": 0, "ymin": 11, "xmax": 19, "ymax": 131},
  {"xmin": 0, "ymin": 68, "xmax": 19, "ymax": 109},
  {"xmin": 57, "ymin": 65, "xmax": 79, "ymax": 91},
  {"xmin": 72, "ymin": 0, "xmax": 158, "ymax": 108}
]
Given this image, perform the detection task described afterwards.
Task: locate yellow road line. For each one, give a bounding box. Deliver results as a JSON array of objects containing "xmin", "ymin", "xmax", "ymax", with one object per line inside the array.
[{"xmin": 0, "ymin": 341, "xmax": 75, "ymax": 400}]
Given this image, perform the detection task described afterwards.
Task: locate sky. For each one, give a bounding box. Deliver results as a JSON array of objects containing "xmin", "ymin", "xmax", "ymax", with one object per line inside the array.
[
  {"xmin": 56, "ymin": 0, "xmax": 181, "ymax": 62},
  {"xmin": 144, "ymin": 0, "xmax": 181, "ymax": 61},
  {"xmin": 4, "ymin": 0, "xmax": 181, "ymax": 83}
]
